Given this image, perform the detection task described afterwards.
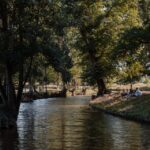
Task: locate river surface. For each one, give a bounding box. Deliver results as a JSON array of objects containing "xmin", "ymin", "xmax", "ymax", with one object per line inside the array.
[{"xmin": 0, "ymin": 96, "xmax": 150, "ymax": 150}]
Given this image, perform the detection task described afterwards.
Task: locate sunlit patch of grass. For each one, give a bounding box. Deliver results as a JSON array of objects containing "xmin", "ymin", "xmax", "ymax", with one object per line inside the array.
[{"xmin": 93, "ymin": 94, "xmax": 150, "ymax": 122}]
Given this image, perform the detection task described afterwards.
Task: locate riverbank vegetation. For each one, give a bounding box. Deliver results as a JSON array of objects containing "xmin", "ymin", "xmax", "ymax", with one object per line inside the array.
[
  {"xmin": 90, "ymin": 93, "xmax": 150, "ymax": 123},
  {"xmin": 0, "ymin": 0, "xmax": 150, "ymax": 128}
]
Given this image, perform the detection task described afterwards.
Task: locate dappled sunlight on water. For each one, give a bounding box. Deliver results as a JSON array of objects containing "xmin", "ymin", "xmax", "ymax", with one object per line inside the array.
[{"xmin": 0, "ymin": 96, "xmax": 150, "ymax": 150}]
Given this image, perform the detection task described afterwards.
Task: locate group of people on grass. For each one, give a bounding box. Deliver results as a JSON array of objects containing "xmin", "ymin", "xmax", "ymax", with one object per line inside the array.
[{"xmin": 121, "ymin": 88, "xmax": 142, "ymax": 97}]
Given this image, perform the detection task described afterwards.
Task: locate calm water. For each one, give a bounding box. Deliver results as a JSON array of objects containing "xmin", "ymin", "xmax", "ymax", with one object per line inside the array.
[{"xmin": 0, "ymin": 96, "xmax": 150, "ymax": 150}]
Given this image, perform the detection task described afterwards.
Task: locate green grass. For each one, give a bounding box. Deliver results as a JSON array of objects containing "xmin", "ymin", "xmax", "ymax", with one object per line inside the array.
[{"xmin": 94, "ymin": 94, "xmax": 150, "ymax": 122}]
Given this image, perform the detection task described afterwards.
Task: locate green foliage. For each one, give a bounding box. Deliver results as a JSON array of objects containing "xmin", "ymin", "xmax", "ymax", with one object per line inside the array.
[
  {"xmin": 118, "ymin": 61, "xmax": 143, "ymax": 84},
  {"xmin": 0, "ymin": 0, "xmax": 73, "ymax": 83},
  {"xmin": 0, "ymin": 0, "xmax": 149, "ymax": 99},
  {"xmin": 114, "ymin": 0, "xmax": 150, "ymax": 84},
  {"xmin": 71, "ymin": 0, "xmax": 141, "ymax": 87},
  {"xmin": 0, "ymin": 0, "xmax": 73, "ymax": 111}
]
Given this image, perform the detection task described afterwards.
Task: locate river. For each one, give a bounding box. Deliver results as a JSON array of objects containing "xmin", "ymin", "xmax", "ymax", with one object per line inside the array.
[{"xmin": 0, "ymin": 96, "xmax": 150, "ymax": 150}]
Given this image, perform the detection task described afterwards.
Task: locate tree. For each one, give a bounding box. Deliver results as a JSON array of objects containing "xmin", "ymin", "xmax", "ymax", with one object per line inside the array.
[
  {"xmin": 0, "ymin": 0, "xmax": 72, "ymax": 128},
  {"xmin": 71, "ymin": 0, "xmax": 141, "ymax": 96},
  {"xmin": 114, "ymin": 0, "xmax": 150, "ymax": 85},
  {"xmin": 117, "ymin": 61, "xmax": 143, "ymax": 89}
]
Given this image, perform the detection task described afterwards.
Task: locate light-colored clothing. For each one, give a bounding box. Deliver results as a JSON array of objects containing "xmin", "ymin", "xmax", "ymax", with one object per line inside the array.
[{"xmin": 134, "ymin": 89, "xmax": 142, "ymax": 96}]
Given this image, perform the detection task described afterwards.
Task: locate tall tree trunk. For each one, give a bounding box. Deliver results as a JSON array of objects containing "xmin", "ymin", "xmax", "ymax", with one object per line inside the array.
[
  {"xmin": 80, "ymin": 28, "xmax": 106, "ymax": 97},
  {"xmin": 0, "ymin": 58, "xmax": 33, "ymax": 128},
  {"xmin": 130, "ymin": 83, "xmax": 133, "ymax": 90},
  {"xmin": 16, "ymin": 62, "xmax": 24, "ymax": 116},
  {"xmin": 97, "ymin": 79, "xmax": 106, "ymax": 96},
  {"xmin": 0, "ymin": 80, "xmax": 7, "ymax": 106},
  {"xmin": 16, "ymin": 57, "xmax": 33, "ymax": 115},
  {"xmin": 6, "ymin": 64, "xmax": 17, "ymax": 116},
  {"xmin": 0, "ymin": 65, "xmax": 18, "ymax": 128},
  {"xmin": 61, "ymin": 82, "xmax": 67, "ymax": 97}
]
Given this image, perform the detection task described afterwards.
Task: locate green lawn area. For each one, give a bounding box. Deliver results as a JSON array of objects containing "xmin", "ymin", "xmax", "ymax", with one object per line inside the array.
[{"xmin": 93, "ymin": 94, "xmax": 150, "ymax": 122}]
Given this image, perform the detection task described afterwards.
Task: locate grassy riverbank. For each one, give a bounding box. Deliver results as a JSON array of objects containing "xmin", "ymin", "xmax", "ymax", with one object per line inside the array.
[{"xmin": 90, "ymin": 93, "xmax": 150, "ymax": 123}]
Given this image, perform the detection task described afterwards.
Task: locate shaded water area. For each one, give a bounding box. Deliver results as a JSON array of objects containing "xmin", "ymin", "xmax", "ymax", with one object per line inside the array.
[{"xmin": 0, "ymin": 96, "xmax": 150, "ymax": 150}]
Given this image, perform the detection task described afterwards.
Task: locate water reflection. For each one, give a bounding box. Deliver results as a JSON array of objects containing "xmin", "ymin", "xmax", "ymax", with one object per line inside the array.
[
  {"xmin": 140, "ymin": 124, "xmax": 150, "ymax": 150},
  {"xmin": 81, "ymin": 111, "xmax": 114, "ymax": 150},
  {"xmin": 0, "ymin": 96, "xmax": 150, "ymax": 150}
]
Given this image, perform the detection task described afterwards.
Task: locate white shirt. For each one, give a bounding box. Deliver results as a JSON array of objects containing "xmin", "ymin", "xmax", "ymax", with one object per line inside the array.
[{"xmin": 135, "ymin": 90, "xmax": 142, "ymax": 96}]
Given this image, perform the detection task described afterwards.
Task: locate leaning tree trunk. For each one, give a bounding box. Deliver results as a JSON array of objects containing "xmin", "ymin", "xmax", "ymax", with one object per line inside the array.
[
  {"xmin": 0, "ymin": 2, "xmax": 34, "ymax": 128},
  {"xmin": 97, "ymin": 79, "xmax": 106, "ymax": 96},
  {"xmin": 0, "ymin": 56, "xmax": 33, "ymax": 128}
]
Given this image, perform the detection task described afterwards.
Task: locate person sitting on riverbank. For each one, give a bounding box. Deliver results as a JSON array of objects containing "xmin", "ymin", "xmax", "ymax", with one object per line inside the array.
[
  {"xmin": 121, "ymin": 89, "xmax": 135, "ymax": 98},
  {"xmin": 134, "ymin": 88, "xmax": 142, "ymax": 97},
  {"xmin": 121, "ymin": 89, "xmax": 129, "ymax": 97},
  {"xmin": 128, "ymin": 89, "xmax": 135, "ymax": 96}
]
